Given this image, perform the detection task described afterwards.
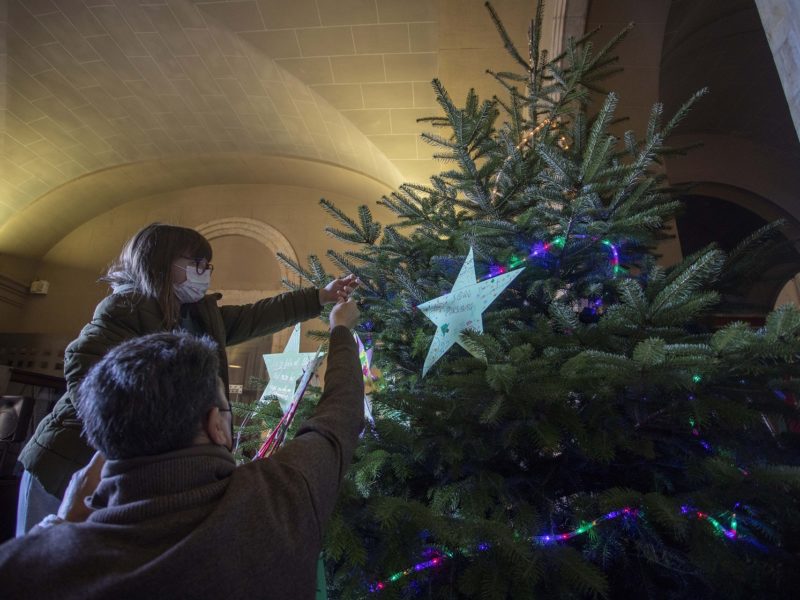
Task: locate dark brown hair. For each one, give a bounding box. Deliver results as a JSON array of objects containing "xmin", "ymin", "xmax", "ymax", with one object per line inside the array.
[
  {"xmin": 104, "ymin": 223, "xmax": 212, "ymax": 328},
  {"xmin": 77, "ymin": 331, "xmax": 220, "ymax": 459}
]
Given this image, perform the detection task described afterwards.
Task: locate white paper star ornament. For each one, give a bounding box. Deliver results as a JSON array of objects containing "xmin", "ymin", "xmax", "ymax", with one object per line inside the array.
[
  {"xmin": 260, "ymin": 323, "xmax": 322, "ymax": 412},
  {"xmin": 418, "ymin": 248, "xmax": 524, "ymax": 377}
]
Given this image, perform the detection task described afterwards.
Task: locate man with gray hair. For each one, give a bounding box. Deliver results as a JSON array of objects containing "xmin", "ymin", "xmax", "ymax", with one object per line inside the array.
[{"xmin": 0, "ymin": 299, "xmax": 363, "ymax": 600}]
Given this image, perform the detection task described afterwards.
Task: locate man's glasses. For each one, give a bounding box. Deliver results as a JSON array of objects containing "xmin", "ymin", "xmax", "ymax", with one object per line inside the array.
[
  {"xmin": 218, "ymin": 400, "xmax": 234, "ymax": 443},
  {"xmin": 180, "ymin": 257, "xmax": 214, "ymax": 275}
]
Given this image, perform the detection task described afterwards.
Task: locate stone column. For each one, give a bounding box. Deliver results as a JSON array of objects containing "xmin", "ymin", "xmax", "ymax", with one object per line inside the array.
[
  {"xmin": 755, "ymin": 0, "xmax": 800, "ymax": 143},
  {"xmin": 0, "ymin": 0, "xmax": 7, "ymax": 155}
]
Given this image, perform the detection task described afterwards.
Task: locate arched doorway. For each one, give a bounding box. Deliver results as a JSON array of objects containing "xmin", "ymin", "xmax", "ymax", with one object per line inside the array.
[
  {"xmin": 675, "ymin": 194, "xmax": 800, "ymax": 317},
  {"xmin": 774, "ymin": 276, "xmax": 800, "ymax": 310},
  {"xmin": 195, "ymin": 217, "xmax": 302, "ymax": 403}
]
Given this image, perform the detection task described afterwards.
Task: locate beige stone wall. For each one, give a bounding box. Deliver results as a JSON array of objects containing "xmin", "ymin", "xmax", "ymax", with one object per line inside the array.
[
  {"xmin": 1, "ymin": 181, "xmax": 393, "ymax": 345},
  {"xmin": 0, "ymin": 261, "xmax": 102, "ymax": 336},
  {"xmin": 0, "ymin": 261, "xmax": 106, "ymax": 336}
]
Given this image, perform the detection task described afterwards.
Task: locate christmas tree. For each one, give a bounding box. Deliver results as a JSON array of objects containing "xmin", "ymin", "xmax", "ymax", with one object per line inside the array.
[{"xmin": 245, "ymin": 2, "xmax": 800, "ymax": 597}]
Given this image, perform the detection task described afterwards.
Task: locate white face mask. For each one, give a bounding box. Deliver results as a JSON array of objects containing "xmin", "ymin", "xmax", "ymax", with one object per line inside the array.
[{"xmin": 173, "ymin": 266, "xmax": 211, "ymax": 304}]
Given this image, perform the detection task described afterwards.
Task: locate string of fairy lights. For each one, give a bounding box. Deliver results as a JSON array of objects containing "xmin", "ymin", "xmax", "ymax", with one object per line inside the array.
[
  {"xmin": 367, "ymin": 506, "xmax": 738, "ymax": 593},
  {"xmin": 490, "ymin": 118, "xmax": 552, "ymax": 203},
  {"xmin": 438, "ymin": 234, "xmax": 622, "ymax": 302},
  {"xmin": 364, "ymin": 405, "xmax": 748, "ymax": 594},
  {"xmin": 364, "ymin": 383, "xmax": 750, "ymax": 594},
  {"xmin": 363, "ymin": 376, "xmax": 747, "ymax": 592},
  {"xmin": 489, "ymin": 118, "xmax": 571, "ymax": 204},
  {"xmin": 483, "ymin": 234, "xmax": 623, "ymax": 278}
]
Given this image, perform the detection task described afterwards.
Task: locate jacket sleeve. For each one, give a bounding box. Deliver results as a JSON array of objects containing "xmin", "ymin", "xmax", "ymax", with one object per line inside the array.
[
  {"xmin": 267, "ymin": 325, "xmax": 364, "ymax": 537},
  {"xmin": 219, "ymin": 287, "xmax": 323, "ymax": 346}
]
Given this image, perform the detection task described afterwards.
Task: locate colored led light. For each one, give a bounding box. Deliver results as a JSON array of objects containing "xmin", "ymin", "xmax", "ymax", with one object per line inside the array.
[
  {"xmin": 508, "ymin": 255, "xmax": 524, "ymax": 268},
  {"xmin": 527, "ymin": 236, "xmax": 621, "ymax": 278},
  {"xmin": 529, "ymin": 242, "xmax": 547, "ymax": 256},
  {"xmin": 682, "ymin": 506, "xmax": 738, "ymax": 539},
  {"xmin": 689, "ymin": 413, "xmax": 750, "ymax": 477}
]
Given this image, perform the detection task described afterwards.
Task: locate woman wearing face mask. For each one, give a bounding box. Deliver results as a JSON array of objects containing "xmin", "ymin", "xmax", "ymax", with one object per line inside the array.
[{"xmin": 16, "ymin": 222, "xmax": 358, "ymax": 535}]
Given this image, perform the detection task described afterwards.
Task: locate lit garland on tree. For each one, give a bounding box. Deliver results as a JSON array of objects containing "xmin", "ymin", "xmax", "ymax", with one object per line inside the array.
[
  {"xmin": 366, "ymin": 505, "xmax": 746, "ymax": 593},
  {"xmin": 355, "ymin": 415, "xmax": 750, "ymax": 595},
  {"xmin": 362, "ymin": 392, "xmax": 752, "ymax": 593}
]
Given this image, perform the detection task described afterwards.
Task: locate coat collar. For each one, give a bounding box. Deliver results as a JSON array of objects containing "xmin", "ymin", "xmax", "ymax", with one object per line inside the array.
[{"xmin": 88, "ymin": 445, "xmax": 236, "ymax": 523}]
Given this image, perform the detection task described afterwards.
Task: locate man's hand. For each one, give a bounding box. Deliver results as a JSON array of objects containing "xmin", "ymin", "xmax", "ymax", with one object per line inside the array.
[
  {"xmin": 57, "ymin": 451, "xmax": 105, "ymax": 523},
  {"xmin": 330, "ymin": 298, "xmax": 360, "ymax": 331},
  {"xmin": 319, "ymin": 274, "xmax": 360, "ymax": 305}
]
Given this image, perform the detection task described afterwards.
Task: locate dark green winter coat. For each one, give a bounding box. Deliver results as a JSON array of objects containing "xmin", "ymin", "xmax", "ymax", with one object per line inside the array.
[{"xmin": 19, "ymin": 287, "xmax": 322, "ymax": 497}]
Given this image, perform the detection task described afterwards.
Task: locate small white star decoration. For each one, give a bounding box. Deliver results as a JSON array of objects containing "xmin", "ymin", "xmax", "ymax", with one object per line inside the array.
[
  {"xmin": 260, "ymin": 323, "xmax": 321, "ymax": 412},
  {"xmin": 418, "ymin": 248, "xmax": 524, "ymax": 376}
]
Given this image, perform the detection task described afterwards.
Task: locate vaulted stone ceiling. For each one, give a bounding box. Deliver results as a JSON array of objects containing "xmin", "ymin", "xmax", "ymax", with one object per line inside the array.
[
  {"xmin": 1, "ymin": 0, "xmax": 560, "ymax": 259},
  {"xmin": 3, "ymin": 0, "xmax": 799, "ymax": 268}
]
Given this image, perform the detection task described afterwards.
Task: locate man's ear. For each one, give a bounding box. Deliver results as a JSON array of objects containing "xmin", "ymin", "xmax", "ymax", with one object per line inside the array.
[{"xmin": 205, "ymin": 407, "xmax": 229, "ymax": 446}]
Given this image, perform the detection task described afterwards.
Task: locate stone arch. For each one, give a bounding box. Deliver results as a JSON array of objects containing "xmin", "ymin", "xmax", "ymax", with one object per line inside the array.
[
  {"xmin": 665, "ymin": 134, "xmax": 800, "ymax": 234},
  {"xmin": 675, "ymin": 182, "xmax": 800, "ymax": 239},
  {"xmin": 194, "ymin": 217, "xmax": 300, "ymax": 288},
  {"xmin": 195, "ymin": 217, "xmax": 303, "ymax": 354},
  {"xmin": 1, "ymin": 155, "xmax": 396, "ymax": 260},
  {"xmin": 671, "ymin": 185, "xmax": 800, "ymax": 311}
]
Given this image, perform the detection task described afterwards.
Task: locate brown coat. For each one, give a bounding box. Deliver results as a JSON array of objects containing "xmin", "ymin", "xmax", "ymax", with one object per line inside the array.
[
  {"xmin": 19, "ymin": 287, "xmax": 322, "ymax": 497},
  {"xmin": 0, "ymin": 325, "xmax": 364, "ymax": 600}
]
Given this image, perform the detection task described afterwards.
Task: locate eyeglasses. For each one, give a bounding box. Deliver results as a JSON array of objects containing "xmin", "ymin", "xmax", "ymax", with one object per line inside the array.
[
  {"xmin": 180, "ymin": 257, "xmax": 214, "ymax": 275},
  {"xmin": 218, "ymin": 401, "xmax": 234, "ymax": 443}
]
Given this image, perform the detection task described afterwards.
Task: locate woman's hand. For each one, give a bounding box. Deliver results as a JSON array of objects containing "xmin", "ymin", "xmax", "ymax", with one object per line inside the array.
[
  {"xmin": 319, "ymin": 274, "xmax": 360, "ymax": 305},
  {"xmin": 57, "ymin": 451, "xmax": 105, "ymax": 523}
]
